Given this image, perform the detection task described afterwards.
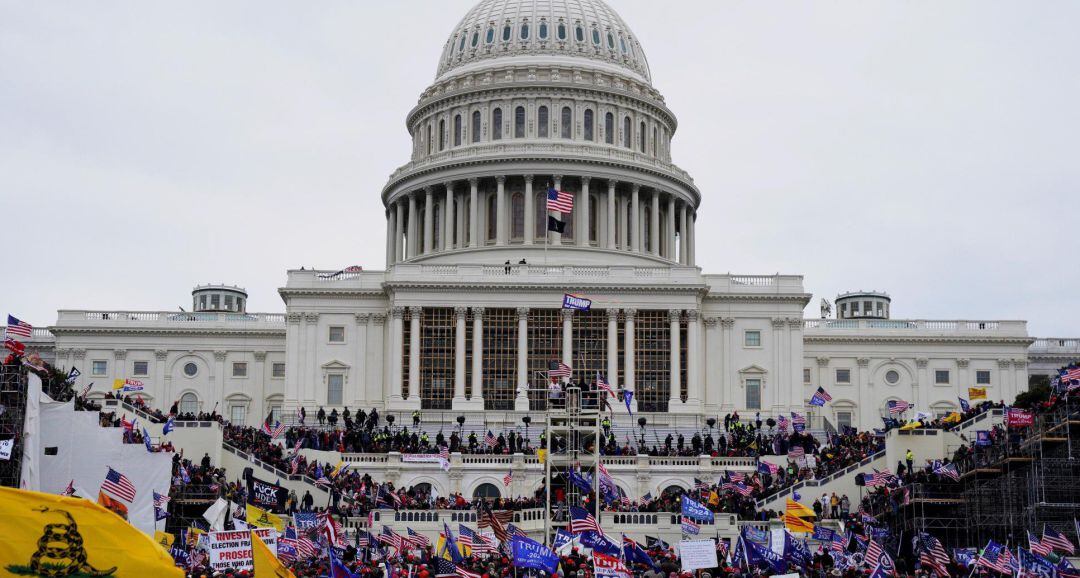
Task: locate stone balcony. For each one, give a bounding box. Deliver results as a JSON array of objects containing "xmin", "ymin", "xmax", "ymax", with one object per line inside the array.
[
  {"xmin": 52, "ymin": 310, "xmax": 286, "ymax": 334},
  {"xmin": 1030, "ymin": 338, "xmax": 1080, "ymax": 355},
  {"xmin": 803, "ymin": 318, "xmax": 1029, "ymax": 338}
]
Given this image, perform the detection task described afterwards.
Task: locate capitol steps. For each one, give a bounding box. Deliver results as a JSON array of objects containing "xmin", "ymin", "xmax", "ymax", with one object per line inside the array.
[{"xmin": 753, "ymin": 449, "xmax": 887, "ymax": 514}]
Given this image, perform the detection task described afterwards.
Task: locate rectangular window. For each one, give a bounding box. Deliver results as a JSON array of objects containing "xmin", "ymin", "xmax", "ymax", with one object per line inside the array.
[
  {"xmin": 327, "ymin": 374, "xmax": 344, "ymax": 405},
  {"xmin": 329, "ymin": 326, "xmax": 345, "ymax": 343},
  {"xmin": 935, "ymin": 370, "xmax": 950, "ymax": 384},
  {"xmin": 92, "ymin": 360, "xmax": 107, "ymax": 376},
  {"xmin": 745, "ymin": 378, "xmax": 761, "ymax": 410},
  {"xmin": 225, "ymin": 295, "xmax": 235, "ymax": 310},
  {"xmin": 270, "ymin": 405, "xmax": 282, "ymax": 424},
  {"xmin": 132, "ymin": 361, "xmax": 149, "ymax": 376},
  {"xmin": 230, "ymin": 405, "xmax": 247, "ymax": 425},
  {"xmin": 976, "ymin": 370, "xmax": 991, "ymax": 385},
  {"xmin": 232, "ymin": 362, "xmax": 247, "ymax": 377},
  {"xmin": 744, "ymin": 330, "xmax": 761, "ymax": 347},
  {"xmin": 211, "ymin": 294, "xmax": 220, "ymax": 309},
  {"xmin": 272, "ymin": 363, "xmax": 286, "ymax": 378},
  {"xmin": 835, "ymin": 369, "xmax": 851, "ymax": 384},
  {"xmin": 803, "ymin": 368, "xmax": 811, "ymax": 384},
  {"xmin": 836, "ymin": 411, "xmax": 852, "ymax": 430}
]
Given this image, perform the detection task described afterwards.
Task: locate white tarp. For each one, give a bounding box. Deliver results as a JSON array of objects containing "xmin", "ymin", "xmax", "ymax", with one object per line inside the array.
[
  {"xmin": 678, "ymin": 540, "xmax": 718, "ymax": 571},
  {"xmin": 37, "ymin": 398, "xmax": 173, "ymax": 535},
  {"xmin": 19, "ymin": 374, "xmax": 43, "ymax": 490}
]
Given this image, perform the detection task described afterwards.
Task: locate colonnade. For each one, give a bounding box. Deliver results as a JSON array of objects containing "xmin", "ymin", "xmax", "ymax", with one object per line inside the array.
[{"xmin": 384, "ymin": 175, "xmax": 697, "ymax": 267}]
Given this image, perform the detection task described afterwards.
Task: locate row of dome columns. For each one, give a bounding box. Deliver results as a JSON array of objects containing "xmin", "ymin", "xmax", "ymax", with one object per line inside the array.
[
  {"xmin": 387, "ymin": 306, "xmax": 702, "ymax": 412},
  {"xmin": 384, "ymin": 175, "xmax": 696, "ymax": 266}
]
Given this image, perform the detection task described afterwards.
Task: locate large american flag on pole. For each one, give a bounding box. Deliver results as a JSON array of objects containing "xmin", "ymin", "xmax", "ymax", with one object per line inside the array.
[
  {"xmin": 101, "ymin": 466, "xmax": 136, "ymax": 502},
  {"xmin": 5, "ymin": 315, "xmax": 33, "ymax": 338},
  {"xmin": 548, "ymin": 361, "xmax": 572, "ymax": 378},
  {"xmin": 888, "ymin": 399, "xmax": 911, "ymax": 414},
  {"xmin": 547, "ymin": 187, "xmax": 574, "ymax": 213}
]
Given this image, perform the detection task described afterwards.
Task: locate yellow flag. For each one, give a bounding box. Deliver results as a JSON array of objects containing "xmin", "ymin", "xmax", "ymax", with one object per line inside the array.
[
  {"xmin": 786, "ymin": 498, "xmax": 816, "ymax": 519},
  {"xmin": 247, "ymin": 503, "xmax": 285, "ymax": 533},
  {"xmin": 187, "ymin": 526, "xmax": 205, "ymax": 547},
  {"xmin": 252, "ymin": 530, "xmax": 296, "ymax": 578},
  {"xmin": 969, "ymin": 387, "xmax": 987, "ymax": 401},
  {"xmin": 943, "ymin": 412, "xmax": 962, "ymax": 424},
  {"xmin": 783, "ymin": 512, "xmax": 815, "ymax": 533},
  {"xmin": 0, "ymin": 486, "xmax": 183, "ymax": 577},
  {"xmin": 154, "ymin": 530, "xmax": 175, "ymax": 550},
  {"xmin": 112, "ymin": 378, "xmax": 125, "ymax": 390},
  {"xmin": 537, "ymin": 449, "xmax": 547, "ymax": 464},
  {"xmin": 331, "ymin": 460, "xmax": 347, "ymax": 478},
  {"xmin": 707, "ymin": 490, "xmax": 720, "ymax": 506}
]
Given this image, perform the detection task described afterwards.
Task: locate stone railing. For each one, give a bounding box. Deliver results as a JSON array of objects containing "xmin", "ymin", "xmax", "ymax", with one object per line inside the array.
[
  {"xmin": 0, "ymin": 327, "xmax": 54, "ymax": 340},
  {"xmin": 388, "ymin": 263, "xmax": 701, "ymax": 286},
  {"xmin": 57, "ymin": 310, "xmax": 286, "ymax": 325},
  {"xmin": 804, "ymin": 318, "xmax": 1028, "ymax": 335},
  {"xmin": 703, "ymin": 274, "xmax": 806, "ymax": 294},
  {"xmin": 1030, "ymin": 338, "xmax": 1080, "ymax": 354}
]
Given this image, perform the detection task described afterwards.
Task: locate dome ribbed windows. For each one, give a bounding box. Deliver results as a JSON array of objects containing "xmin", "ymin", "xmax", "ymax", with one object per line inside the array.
[
  {"xmin": 537, "ymin": 106, "xmax": 549, "ymax": 138},
  {"xmin": 575, "ymin": 25, "xmax": 584, "ymax": 42},
  {"xmin": 471, "ymin": 31, "xmax": 479, "ymax": 47},
  {"xmin": 492, "ymin": 108, "xmax": 502, "ymax": 140},
  {"xmin": 583, "ymin": 109, "xmax": 594, "ymax": 141},
  {"xmin": 560, "ymin": 107, "xmax": 572, "ymax": 139},
  {"xmin": 459, "ymin": 33, "xmax": 467, "ymax": 52},
  {"xmin": 604, "ymin": 112, "xmax": 614, "ymax": 144},
  {"xmin": 486, "ymin": 26, "xmax": 495, "ymax": 44},
  {"xmin": 502, "ymin": 23, "xmax": 511, "ymax": 41},
  {"xmin": 607, "ymin": 32, "xmax": 615, "ymax": 49},
  {"xmin": 471, "ymin": 110, "xmax": 481, "ymax": 143},
  {"xmin": 514, "ymin": 106, "xmax": 525, "ymax": 138},
  {"xmin": 538, "ymin": 21, "xmax": 547, "ymax": 39},
  {"xmin": 520, "ymin": 22, "xmax": 529, "ymax": 40},
  {"xmin": 592, "ymin": 28, "xmax": 601, "ymax": 45},
  {"xmin": 557, "ymin": 22, "xmax": 566, "ymax": 40}
]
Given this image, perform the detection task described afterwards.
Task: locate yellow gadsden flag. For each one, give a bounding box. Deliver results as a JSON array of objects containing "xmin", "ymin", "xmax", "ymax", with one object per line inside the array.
[
  {"xmin": 154, "ymin": 530, "xmax": 175, "ymax": 550},
  {"xmin": 247, "ymin": 503, "xmax": 285, "ymax": 533},
  {"xmin": 252, "ymin": 530, "xmax": 296, "ymax": 578},
  {"xmin": 0, "ymin": 486, "xmax": 182, "ymax": 577}
]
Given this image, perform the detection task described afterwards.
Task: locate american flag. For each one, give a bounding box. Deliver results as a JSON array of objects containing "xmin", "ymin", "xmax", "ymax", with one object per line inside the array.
[
  {"xmin": 1043, "ymin": 524, "xmax": 1075, "ymax": 554},
  {"xmin": 791, "ymin": 412, "xmax": 807, "ymax": 431},
  {"xmin": 153, "ymin": 491, "xmax": 170, "ymax": 511},
  {"xmin": 934, "ymin": 462, "xmax": 960, "ymax": 482},
  {"xmin": 407, "ymin": 528, "xmax": 430, "ymax": 548},
  {"xmin": 121, "ymin": 415, "xmax": 135, "ymax": 433},
  {"xmin": 478, "ymin": 509, "xmax": 512, "ymax": 542},
  {"xmin": 261, "ymin": 420, "xmax": 286, "ymax": 438},
  {"xmin": 865, "ymin": 539, "xmax": 884, "ymax": 569},
  {"xmin": 315, "ymin": 476, "xmax": 332, "ymax": 488},
  {"xmin": 596, "ymin": 373, "xmax": 615, "ymax": 397},
  {"xmin": 757, "ymin": 461, "xmax": 779, "ymax": 476},
  {"xmin": 809, "ymin": 387, "xmax": 833, "ymax": 406},
  {"xmin": 569, "ymin": 506, "xmax": 603, "ymax": 535},
  {"xmin": 296, "ymin": 536, "xmax": 319, "ymax": 559},
  {"xmin": 380, "ymin": 526, "xmax": 404, "ymax": 551},
  {"xmin": 831, "ymin": 534, "xmax": 847, "ymax": 553},
  {"xmin": 1062, "ymin": 366, "xmax": 1080, "ymax": 382},
  {"xmin": 917, "ymin": 532, "xmax": 950, "ymax": 576},
  {"xmin": 1028, "ymin": 531, "xmax": 1052, "ymax": 556},
  {"xmin": 459, "ymin": 525, "xmax": 494, "ymax": 554},
  {"xmin": 722, "ymin": 482, "xmax": 753, "ymax": 497},
  {"xmin": 888, "ymin": 399, "xmax": 911, "ymax": 414},
  {"xmin": 694, "ymin": 477, "xmax": 710, "ymax": 491},
  {"xmin": 507, "ymin": 523, "xmax": 527, "ymax": 539},
  {"xmin": 788, "ymin": 445, "xmax": 805, "ymax": 459},
  {"xmin": 485, "ymin": 431, "xmax": 498, "ymax": 449},
  {"xmin": 976, "ymin": 541, "xmax": 1013, "ymax": 574},
  {"xmin": 865, "ymin": 469, "xmax": 896, "ymax": 488},
  {"xmin": 101, "ymin": 466, "xmax": 136, "ymax": 502},
  {"xmin": 5, "ymin": 315, "xmax": 33, "ymax": 339},
  {"xmin": 777, "ymin": 415, "xmax": 789, "ymax": 431},
  {"xmin": 439, "ymin": 445, "xmax": 450, "ymax": 462},
  {"xmin": 318, "ymin": 512, "xmax": 345, "ymax": 547},
  {"xmin": 455, "ymin": 565, "xmax": 483, "ymax": 578},
  {"xmin": 546, "ymin": 187, "xmax": 574, "ymax": 213},
  {"xmin": 548, "ymin": 361, "xmax": 572, "ymax": 378},
  {"xmin": 502, "ymin": 471, "xmax": 513, "ymax": 487},
  {"xmin": 726, "ymin": 471, "xmax": 745, "ymax": 483}
]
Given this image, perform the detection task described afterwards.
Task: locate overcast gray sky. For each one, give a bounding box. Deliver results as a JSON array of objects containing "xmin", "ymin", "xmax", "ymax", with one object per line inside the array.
[{"xmin": 2, "ymin": 1, "xmax": 1078, "ymax": 336}]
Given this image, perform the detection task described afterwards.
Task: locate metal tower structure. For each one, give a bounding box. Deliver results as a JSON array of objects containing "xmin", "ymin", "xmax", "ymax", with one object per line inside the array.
[{"xmin": 544, "ymin": 385, "xmax": 603, "ymax": 544}]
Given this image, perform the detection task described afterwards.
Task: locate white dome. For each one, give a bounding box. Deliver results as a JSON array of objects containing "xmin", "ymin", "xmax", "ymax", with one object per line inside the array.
[{"xmin": 437, "ymin": 0, "xmax": 651, "ymax": 85}]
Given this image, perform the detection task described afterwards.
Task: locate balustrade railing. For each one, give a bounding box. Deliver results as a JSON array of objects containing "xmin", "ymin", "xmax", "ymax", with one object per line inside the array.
[
  {"xmin": 59, "ymin": 310, "xmax": 285, "ymax": 325},
  {"xmin": 804, "ymin": 318, "xmax": 1023, "ymax": 333}
]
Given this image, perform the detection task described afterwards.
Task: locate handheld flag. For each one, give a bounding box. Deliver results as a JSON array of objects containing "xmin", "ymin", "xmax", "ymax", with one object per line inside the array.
[
  {"xmin": 252, "ymin": 530, "xmax": 297, "ymax": 577},
  {"xmin": 809, "ymin": 386, "xmax": 832, "ymax": 406}
]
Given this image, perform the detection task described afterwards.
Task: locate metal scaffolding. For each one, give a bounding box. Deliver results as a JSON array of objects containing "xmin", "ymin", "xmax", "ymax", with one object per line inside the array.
[
  {"xmin": 543, "ymin": 385, "xmax": 602, "ymax": 543},
  {"xmin": 0, "ymin": 363, "xmax": 28, "ymax": 489}
]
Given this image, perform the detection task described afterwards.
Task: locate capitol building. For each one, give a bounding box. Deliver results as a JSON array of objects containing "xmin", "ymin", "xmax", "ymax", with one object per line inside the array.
[{"xmin": 18, "ymin": 0, "xmax": 1071, "ymax": 439}]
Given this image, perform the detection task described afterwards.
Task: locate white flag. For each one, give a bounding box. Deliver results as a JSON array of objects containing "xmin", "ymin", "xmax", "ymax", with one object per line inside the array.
[
  {"xmin": 0, "ymin": 438, "xmax": 13, "ymax": 460},
  {"xmin": 202, "ymin": 498, "xmax": 229, "ymax": 531}
]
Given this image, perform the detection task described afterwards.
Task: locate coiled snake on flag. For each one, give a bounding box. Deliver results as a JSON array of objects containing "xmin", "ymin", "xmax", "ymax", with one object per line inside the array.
[{"xmin": 28, "ymin": 507, "xmax": 117, "ymax": 577}]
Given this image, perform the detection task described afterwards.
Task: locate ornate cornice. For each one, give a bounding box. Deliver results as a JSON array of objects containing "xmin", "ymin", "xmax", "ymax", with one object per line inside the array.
[
  {"xmin": 720, "ymin": 318, "xmax": 735, "ymax": 329},
  {"xmin": 155, "ymin": 349, "xmax": 168, "ymax": 361},
  {"xmin": 302, "ymin": 312, "xmax": 320, "ymax": 323},
  {"xmin": 771, "ymin": 318, "xmax": 786, "ymax": 329},
  {"xmin": 390, "ymin": 306, "xmax": 406, "ymax": 319},
  {"xmin": 517, "ymin": 307, "xmax": 529, "ymax": 320},
  {"xmin": 213, "ymin": 350, "xmax": 227, "ymax": 361},
  {"xmin": 667, "ymin": 309, "xmax": 681, "ymax": 322}
]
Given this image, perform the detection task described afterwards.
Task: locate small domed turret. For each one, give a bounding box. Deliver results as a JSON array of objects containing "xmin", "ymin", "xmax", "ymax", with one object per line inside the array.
[
  {"xmin": 192, "ymin": 284, "xmax": 248, "ymax": 313},
  {"xmin": 835, "ymin": 291, "xmax": 891, "ymax": 320}
]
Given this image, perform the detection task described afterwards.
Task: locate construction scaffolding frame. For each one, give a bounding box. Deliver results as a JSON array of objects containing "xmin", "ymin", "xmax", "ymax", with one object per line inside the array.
[
  {"xmin": 543, "ymin": 385, "xmax": 602, "ymax": 544},
  {"xmin": 0, "ymin": 363, "xmax": 28, "ymax": 489}
]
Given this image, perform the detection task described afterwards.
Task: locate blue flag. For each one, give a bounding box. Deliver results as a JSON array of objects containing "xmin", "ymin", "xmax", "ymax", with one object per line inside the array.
[
  {"xmin": 784, "ymin": 532, "xmax": 812, "ymax": 569},
  {"xmin": 142, "ymin": 427, "xmax": 153, "ymax": 453},
  {"xmin": 812, "ymin": 525, "xmax": 836, "ymax": 542},
  {"xmin": 623, "ymin": 390, "xmax": 634, "ymax": 416},
  {"xmin": 976, "ymin": 430, "xmax": 992, "ymax": 446},
  {"xmin": 510, "ymin": 536, "xmax": 559, "ymax": 574},
  {"xmin": 1018, "ymin": 548, "xmax": 1056, "ymax": 578},
  {"xmin": 953, "ymin": 548, "xmax": 976, "ymax": 567},
  {"xmin": 568, "ymin": 468, "xmax": 593, "ymax": 494},
  {"xmin": 680, "ymin": 495, "xmax": 714, "ymax": 523},
  {"xmin": 622, "ymin": 536, "xmax": 658, "ymax": 570},
  {"xmin": 958, "ymin": 397, "xmax": 970, "ymax": 412},
  {"xmin": 443, "ymin": 522, "xmax": 463, "ymax": 563},
  {"xmin": 743, "ymin": 537, "xmax": 786, "ymax": 573},
  {"xmin": 580, "ymin": 531, "xmax": 621, "ymax": 556},
  {"xmin": 163, "ymin": 416, "xmax": 175, "ymax": 435},
  {"xmin": 552, "ymin": 529, "xmax": 575, "ymax": 553}
]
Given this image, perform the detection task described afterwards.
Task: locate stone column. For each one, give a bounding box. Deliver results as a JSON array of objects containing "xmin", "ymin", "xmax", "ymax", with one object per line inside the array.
[
  {"xmin": 606, "ymin": 181, "xmax": 617, "ymax": 249},
  {"xmin": 406, "ymin": 193, "xmax": 418, "ymax": 259},
  {"xmin": 577, "ymin": 177, "xmax": 590, "ymax": 247},
  {"xmin": 665, "ymin": 195, "xmax": 676, "ymax": 260},
  {"xmin": 649, "ymin": 191, "xmax": 660, "ymax": 255},
  {"xmin": 303, "ymin": 313, "xmax": 319, "ymax": 405},
  {"xmin": 453, "ymin": 307, "xmax": 468, "ymax": 407},
  {"xmin": 385, "ymin": 207, "xmax": 395, "ymax": 268},
  {"xmin": 471, "ymin": 307, "xmax": 484, "ymax": 405},
  {"xmin": 395, "ymin": 201, "xmax": 405, "ymax": 262},
  {"xmin": 687, "ymin": 209, "xmax": 696, "ymax": 266},
  {"xmin": 1013, "ymin": 359, "xmax": 1027, "ymax": 404},
  {"xmin": 213, "ymin": 349, "xmax": 226, "ymax": 410},
  {"xmin": 516, "ymin": 307, "xmax": 530, "ymax": 411},
  {"xmin": 285, "ymin": 313, "xmax": 301, "ymax": 404},
  {"xmin": 551, "ymin": 175, "xmax": 563, "ymax": 246},
  {"xmin": 630, "ymin": 185, "xmax": 640, "ymax": 252},
  {"xmin": 561, "ymin": 309, "xmax": 574, "ymax": 370},
  {"xmin": 370, "ymin": 314, "xmax": 386, "ymax": 405},
  {"xmin": 496, "ymin": 176, "xmax": 507, "ymax": 246},
  {"xmin": 423, "ymin": 187, "xmax": 434, "ymax": 254},
  {"xmin": 408, "ymin": 307, "xmax": 422, "ymax": 403},
  {"xmin": 678, "ymin": 202, "xmax": 688, "ymax": 265},
  {"xmin": 618, "ymin": 196, "xmax": 628, "ymax": 250},
  {"xmin": 702, "ymin": 317, "xmax": 719, "ymax": 412},
  {"xmin": 456, "ymin": 192, "xmax": 466, "ymax": 248},
  {"xmin": 606, "ymin": 309, "xmax": 619, "ymax": 388},
  {"xmin": 668, "ymin": 309, "xmax": 681, "ymax": 409},
  {"xmin": 721, "ymin": 318, "xmax": 734, "ymax": 412},
  {"xmin": 443, "ymin": 182, "xmax": 454, "ymax": 251},
  {"xmin": 524, "ymin": 175, "xmax": 535, "ymax": 245},
  {"xmin": 389, "ymin": 307, "xmax": 405, "ymax": 404},
  {"xmin": 354, "ymin": 313, "xmax": 369, "ymax": 406},
  {"xmin": 624, "ymin": 309, "xmax": 636, "ymax": 392},
  {"xmin": 469, "ymin": 178, "xmax": 479, "ymax": 248},
  {"xmin": 686, "ymin": 310, "xmax": 702, "ymax": 410}
]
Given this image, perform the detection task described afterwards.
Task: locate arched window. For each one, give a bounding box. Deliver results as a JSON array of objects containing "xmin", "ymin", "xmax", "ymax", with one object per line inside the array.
[
  {"xmin": 471, "ymin": 111, "xmax": 481, "ymax": 143},
  {"xmin": 514, "ymin": 106, "xmax": 525, "ymax": 138},
  {"xmin": 652, "ymin": 126, "xmax": 657, "ymax": 156},
  {"xmin": 534, "ymin": 192, "xmax": 547, "ymax": 240},
  {"xmin": 454, "ymin": 114, "xmax": 462, "ymax": 146},
  {"xmin": 640, "ymin": 121, "xmax": 646, "ymax": 152},
  {"xmin": 575, "ymin": 25, "xmax": 585, "ymax": 42},
  {"xmin": 620, "ymin": 35, "xmax": 627, "ymax": 54},
  {"xmin": 473, "ymin": 483, "xmax": 501, "ymax": 500},
  {"xmin": 538, "ymin": 21, "xmax": 548, "ymax": 39},
  {"xmin": 537, "ymin": 106, "xmax": 549, "ymax": 138},
  {"xmin": 438, "ymin": 119, "xmax": 445, "ymax": 151},
  {"xmin": 486, "ymin": 26, "xmax": 495, "ymax": 44},
  {"xmin": 607, "ymin": 32, "xmax": 615, "ymax": 50},
  {"xmin": 492, "ymin": 108, "xmax": 502, "ymax": 140},
  {"xmin": 511, "ymin": 193, "xmax": 525, "ymax": 239},
  {"xmin": 592, "ymin": 28, "xmax": 601, "ymax": 45},
  {"xmin": 486, "ymin": 194, "xmax": 497, "ymax": 241},
  {"xmin": 557, "ymin": 22, "xmax": 567, "ymax": 40},
  {"xmin": 623, "ymin": 116, "xmax": 632, "ymax": 148},
  {"xmin": 520, "ymin": 22, "xmax": 529, "ymax": 40},
  {"xmin": 427, "ymin": 123, "xmax": 433, "ymax": 154},
  {"xmin": 471, "ymin": 31, "xmax": 479, "ymax": 48},
  {"xmin": 180, "ymin": 392, "xmax": 199, "ymax": 414},
  {"xmin": 583, "ymin": 109, "xmax": 594, "ymax": 141},
  {"xmin": 604, "ymin": 112, "xmax": 614, "ymax": 144},
  {"xmin": 560, "ymin": 107, "xmax": 572, "ymax": 139},
  {"xmin": 459, "ymin": 33, "xmax": 467, "ymax": 52},
  {"xmin": 660, "ymin": 485, "xmax": 685, "ymax": 499},
  {"xmin": 589, "ymin": 195, "xmax": 599, "ymax": 243},
  {"xmin": 502, "ymin": 24, "xmax": 511, "ymax": 42}
]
